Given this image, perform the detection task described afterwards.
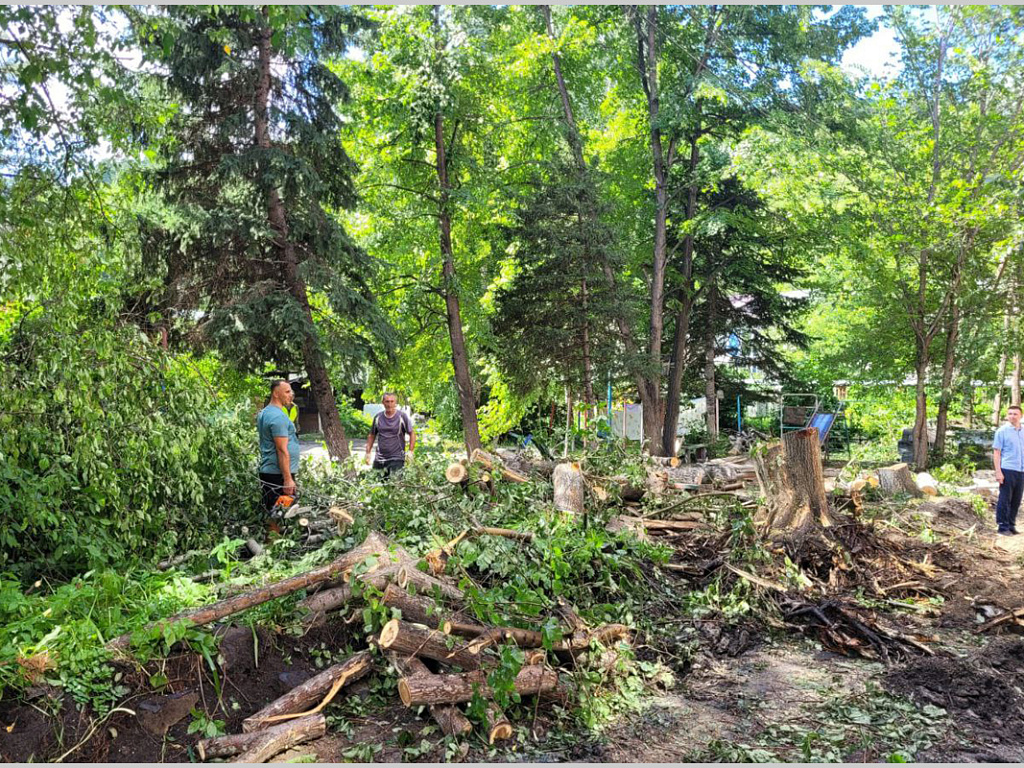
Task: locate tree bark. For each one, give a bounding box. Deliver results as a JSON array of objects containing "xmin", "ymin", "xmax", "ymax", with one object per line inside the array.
[
  {"xmin": 379, "ymin": 618, "xmax": 482, "ymax": 670},
  {"xmin": 553, "ymin": 462, "xmax": 585, "ymax": 514},
  {"xmin": 662, "ymin": 137, "xmax": 701, "ymax": 456},
  {"xmin": 581, "ymin": 278, "xmax": 594, "ymax": 405},
  {"xmin": 433, "ymin": 8, "xmax": 481, "ymax": 457},
  {"xmin": 388, "ymin": 654, "xmax": 473, "ymax": 736},
  {"xmin": 704, "ymin": 278, "xmax": 718, "ymax": 440},
  {"xmin": 877, "ymin": 463, "xmax": 924, "ymax": 498},
  {"xmin": 912, "ymin": 347, "xmax": 930, "ymax": 471},
  {"xmin": 242, "ymin": 652, "xmax": 372, "ymax": 732},
  {"xmin": 108, "ymin": 533, "xmax": 392, "ymax": 652},
  {"xmin": 197, "ymin": 715, "xmax": 325, "ymax": 763},
  {"xmin": 255, "ymin": 16, "xmax": 348, "ymax": 460},
  {"xmin": 397, "ymin": 665, "xmax": 558, "ymax": 707},
  {"xmin": 933, "ymin": 303, "xmax": 960, "ymax": 457},
  {"xmin": 994, "ymin": 308, "xmax": 1011, "ymax": 425},
  {"xmin": 1013, "ymin": 352, "xmax": 1021, "ymax": 407},
  {"xmin": 380, "ymin": 583, "xmax": 479, "ymax": 636},
  {"xmin": 753, "ymin": 428, "xmax": 834, "ymax": 536},
  {"xmin": 484, "ymin": 702, "xmax": 513, "ymax": 743}
]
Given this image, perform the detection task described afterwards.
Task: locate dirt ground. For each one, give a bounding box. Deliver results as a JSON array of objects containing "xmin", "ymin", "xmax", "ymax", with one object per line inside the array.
[{"xmin": 5, "ymin": 492, "xmax": 1024, "ymax": 763}]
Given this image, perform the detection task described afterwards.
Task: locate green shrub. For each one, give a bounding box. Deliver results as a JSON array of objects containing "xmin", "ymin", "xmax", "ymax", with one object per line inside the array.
[{"xmin": 0, "ymin": 310, "xmax": 257, "ymax": 579}]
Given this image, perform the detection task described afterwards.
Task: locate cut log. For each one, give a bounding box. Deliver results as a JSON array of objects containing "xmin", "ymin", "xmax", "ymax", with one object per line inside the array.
[
  {"xmin": 380, "ymin": 583, "xmax": 480, "ymax": 637},
  {"xmin": 242, "ymin": 652, "xmax": 372, "ymax": 732},
  {"xmin": 916, "ymin": 472, "xmax": 938, "ymax": 496},
  {"xmin": 398, "ymin": 664, "xmax": 558, "ymax": 706},
  {"xmin": 197, "ymin": 714, "xmax": 325, "ymax": 763},
  {"xmin": 108, "ymin": 532, "xmax": 394, "ymax": 652},
  {"xmin": 877, "ymin": 463, "xmax": 924, "ymax": 498},
  {"xmin": 466, "ymin": 623, "xmax": 630, "ymax": 656},
  {"xmin": 445, "ymin": 462, "xmax": 469, "ymax": 484},
  {"xmin": 296, "ymin": 584, "xmax": 352, "ymax": 617},
  {"xmin": 483, "ymin": 702, "xmax": 513, "ymax": 743},
  {"xmin": 470, "ymin": 448, "xmax": 530, "ymax": 483},
  {"xmin": 389, "ymin": 654, "xmax": 472, "ymax": 736},
  {"xmin": 848, "ymin": 478, "xmax": 868, "ymax": 493},
  {"xmin": 553, "ymin": 462, "xmax": 585, "ymax": 514},
  {"xmin": 666, "ymin": 466, "xmax": 706, "ymax": 485},
  {"xmin": 753, "ymin": 428, "xmax": 836, "ymax": 537},
  {"xmin": 397, "ymin": 566, "xmax": 465, "ymax": 602},
  {"xmin": 650, "ymin": 456, "xmax": 681, "ymax": 468},
  {"xmin": 379, "ymin": 619, "xmax": 481, "ymax": 670}
]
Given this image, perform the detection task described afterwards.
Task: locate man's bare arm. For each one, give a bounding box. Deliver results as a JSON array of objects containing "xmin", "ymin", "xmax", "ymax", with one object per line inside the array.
[
  {"xmin": 274, "ymin": 436, "xmax": 295, "ymax": 494},
  {"xmin": 995, "ymin": 447, "xmax": 1004, "ymax": 484}
]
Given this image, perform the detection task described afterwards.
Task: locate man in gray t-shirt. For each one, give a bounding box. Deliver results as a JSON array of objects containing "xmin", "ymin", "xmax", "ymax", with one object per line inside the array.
[{"xmin": 365, "ymin": 393, "xmax": 415, "ymax": 477}]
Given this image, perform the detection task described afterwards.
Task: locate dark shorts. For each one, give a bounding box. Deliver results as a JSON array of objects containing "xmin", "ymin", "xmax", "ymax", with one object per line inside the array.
[
  {"xmin": 259, "ymin": 472, "xmax": 297, "ymax": 515},
  {"xmin": 372, "ymin": 456, "xmax": 405, "ymax": 478}
]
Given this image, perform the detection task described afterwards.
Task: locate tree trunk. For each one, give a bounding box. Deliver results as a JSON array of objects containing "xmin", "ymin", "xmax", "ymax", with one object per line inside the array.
[
  {"xmin": 994, "ymin": 309, "xmax": 1011, "ymax": 425},
  {"xmin": 255, "ymin": 16, "xmax": 348, "ymax": 460},
  {"xmin": 877, "ymin": 463, "xmax": 923, "ymax": 498},
  {"xmin": 433, "ymin": 10, "xmax": 481, "ymax": 457},
  {"xmin": 379, "ymin": 618, "xmax": 481, "ymax": 670},
  {"xmin": 661, "ymin": 137, "xmax": 700, "ymax": 456},
  {"xmin": 965, "ymin": 379, "xmax": 974, "ymax": 428},
  {"xmin": 704, "ymin": 279, "xmax": 718, "ymax": 441},
  {"xmin": 753, "ymin": 428, "xmax": 834, "ymax": 537},
  {"xmin": 242, "ymin": 652, "xmax": 372, "ymax": 732},
  {"xmin": 581, "ymin": 278, "xmax": 594, "ymax": 405},
  {"xmin": 912, "ymin": 347, "xmax": 930, "ymax": 471},
  {"xmin": 1013, "ymin": 352, "xmax": 1021, "ymax": 406},
  {"xmin": 198, "ymin": 715, "xmax": 325, "ymax": 763},
  {"xmin": 397, "ymin": 665, "xmax": 558, "ymax": 707},
  {"xmin": 553, "ymin": 462, "xmax": 585, "ymax": 514},
  {"xmin": 933, "ymin": 302, "xmax": 961, "ymax": 457},
  {"xmin": 563, "ymin": 384, "xmax": 572, "ymax": 457},
  {"xmin": 388, "ymin": 654, "xmax": 473, "ymax": 736}
]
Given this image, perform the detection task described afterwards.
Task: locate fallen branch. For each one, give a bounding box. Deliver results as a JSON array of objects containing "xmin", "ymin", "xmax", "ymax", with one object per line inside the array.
[
  {"xmin": 197, "ymin": 714, "xmax": 325, "ymax": 763},
  {"xmin": 470, "ymin": 448, "xmax": 530, "ymax": 483},
  {"xmin": 242, "ymin": 652, "xmax": 372, "ymax": 732},
  {"xmin": 108, "ymin": 533, "xmax": 394, "ymax": 652},
  {"xmin": 977, "ymin": 605, "xmax": 1024, "ymax": 634},
  {"xmin": 379, "ymin": 619, "xmax": 482, "ymax": 669}
]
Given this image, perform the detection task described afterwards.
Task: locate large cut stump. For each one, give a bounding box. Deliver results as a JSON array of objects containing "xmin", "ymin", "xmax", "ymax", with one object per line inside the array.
[
  {"xmin": 754, "ymin": 428, "xmax": 835, "ymax": 536},
  {"xmin": 553, "ymin": 462, "xmax": 585, "ymax": 514},
  {"xmin": 877, "ymin": 463, "xmax": 924, "ymax": 498}
]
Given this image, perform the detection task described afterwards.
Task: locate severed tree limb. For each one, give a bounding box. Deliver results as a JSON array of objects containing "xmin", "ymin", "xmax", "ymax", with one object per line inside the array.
[
  {"xmin": 388, "ymin": 653, "xmax": 473, "ymax": 736},
  {"xmin": 397, "ymin": 566, "xmax": 464, "ymax": 602},
  {"xmin": 380, "ymin": 583, "xmax": 483, "ymax": 638},
  {"xmin": 483, "ymin": 702, "xmax": 513, "ymax": 743},
  {"xmin": 242, "ymin": 652, "xmax": 372, "ymax": 732},
  {"xmin": 379, "ymin": 619, "xmax": 482, "ymax": 670},
  {"xmin": 108, "ymin": 533, "xmax": 394, "ymax": 652},
  {"xmin": 470, "ymin": 448, "xmax": 530, "ymax": 483},
  {"xmin": 398, "ymin": 664, "xmax": 558, "ymax": 706},
  {"xmin": 197, "ymin": 714, "xmax": 325, "ymax": 763},
  {"xmin": 466, "ymin": 623, "xmax": 631, "ymax": 656}
]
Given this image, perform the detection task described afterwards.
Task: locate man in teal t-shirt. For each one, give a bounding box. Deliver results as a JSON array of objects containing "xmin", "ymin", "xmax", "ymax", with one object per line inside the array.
[{"xmin": 257, "ymin": 379, "xmax": 301, "ymax": 514}]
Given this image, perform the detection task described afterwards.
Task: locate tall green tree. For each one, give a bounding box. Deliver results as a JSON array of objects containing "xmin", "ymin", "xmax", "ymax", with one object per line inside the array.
[{"xmin": 132, "ymin": 5, "xmax": 389, "ymax": 459}]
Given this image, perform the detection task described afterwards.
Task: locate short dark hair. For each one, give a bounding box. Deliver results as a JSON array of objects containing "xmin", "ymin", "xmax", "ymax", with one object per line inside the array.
[
  {"xmin": 1010, "ymin": 405, "xmax": 1022, "ymax": 413},
  {"xmin": 382, "ymin": 392, "xmax": 397, "ymax": 401},
  {"xmin": 270, "ymin": 379, "xmax": 289, "ymax": 396}
]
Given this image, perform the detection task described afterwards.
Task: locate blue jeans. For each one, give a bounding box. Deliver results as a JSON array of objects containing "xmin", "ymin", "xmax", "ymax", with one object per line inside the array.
[{"xmin": 996, "ymin": 468, "xmax": 1024, "ymax": 532}]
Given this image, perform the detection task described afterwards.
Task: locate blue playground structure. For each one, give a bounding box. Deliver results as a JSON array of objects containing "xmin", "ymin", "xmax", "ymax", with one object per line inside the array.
[{"xmin": 779, "ymin": 393, "xmax": 849, "ymax": 458}]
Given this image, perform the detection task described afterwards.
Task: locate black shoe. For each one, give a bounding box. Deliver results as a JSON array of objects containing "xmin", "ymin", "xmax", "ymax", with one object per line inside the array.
[
  {"xmin": 1013, "ymin": 528, "xmax": 1020, "ymax": 535},
  {"xmin": 998, "ymin": 529, "xmax": 1013, "ymax": 536}
]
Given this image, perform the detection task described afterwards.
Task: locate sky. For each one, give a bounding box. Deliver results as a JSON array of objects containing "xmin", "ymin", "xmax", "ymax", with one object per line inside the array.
[{"xmin": 841, "ymin": 5, "xmax": 902, "ymax": 79}]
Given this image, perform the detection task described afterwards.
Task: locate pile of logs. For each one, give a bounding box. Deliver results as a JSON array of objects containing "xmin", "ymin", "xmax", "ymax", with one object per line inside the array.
[{"xmin": 115, "ymin": 531, "xmax": 630, "ymax": 762}]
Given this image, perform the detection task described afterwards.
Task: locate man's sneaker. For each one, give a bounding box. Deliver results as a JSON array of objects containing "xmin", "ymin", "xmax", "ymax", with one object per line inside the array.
[{"xmin": 998, "ymin": 529, "xmax": 1013, "ymax": 536}]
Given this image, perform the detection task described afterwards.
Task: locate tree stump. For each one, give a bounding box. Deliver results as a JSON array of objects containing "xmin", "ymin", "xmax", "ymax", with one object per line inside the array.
[
  {"xmin": 877, "ymin": 463, "xmax": 923, "ymax": 498},
  {"xmin": 753, "ymin": 428, "xmax": 835, "ymax": 536},
  {"xmin": 553, "ymin": 462, "xmax": 585, "ymax": 513}
]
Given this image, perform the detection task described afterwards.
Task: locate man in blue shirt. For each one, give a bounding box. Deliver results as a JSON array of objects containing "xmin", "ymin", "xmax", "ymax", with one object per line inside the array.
[
  {"xmin": 257, "ymin": 379, "xmax": 301, "ymax": 515},
  {"xmin": 993, "ymin": 404, "xmax": 1024, "ymax": 535}
]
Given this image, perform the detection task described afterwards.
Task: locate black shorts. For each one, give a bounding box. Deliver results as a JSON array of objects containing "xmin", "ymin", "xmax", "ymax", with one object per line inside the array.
[
  {"xmin": 259, "ymin": 472, "xmax": 297, "ymax": 514},
  {"xmin": 372, "ymin": 457, "xmax": 405, "ymax": 478}
]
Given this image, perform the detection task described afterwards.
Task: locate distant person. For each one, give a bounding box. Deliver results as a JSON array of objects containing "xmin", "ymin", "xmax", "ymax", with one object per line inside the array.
[
  {"xmin": 257, "ymin": 379, "xmax": 300, "ymax": 516},
  {"xmin": 993, "ymin": 404, "xmax": 1024, "ymax": 535},
  {"xmin": 365, "ymin": 393, "xmax": 414, "ymax": 477}
]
